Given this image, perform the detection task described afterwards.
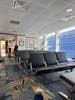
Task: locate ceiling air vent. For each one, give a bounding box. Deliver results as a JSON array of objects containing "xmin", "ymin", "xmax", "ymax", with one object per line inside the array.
[
  {"xmin": 10, "ymin": 20, "xmax": 20, "ymax": 24},
  {"xmin": 13, "ymin": 0, "xmax": 31, "ymax": 11}
]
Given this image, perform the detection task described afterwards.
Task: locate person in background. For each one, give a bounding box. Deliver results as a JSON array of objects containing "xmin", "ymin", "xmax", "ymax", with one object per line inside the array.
[
  {"xmin": 14, "ymin": 45, "xmax": 18, "ymax": 54},
  {"xmin": 8, "ymin": 47, "xmax": 11, "ymax": 58},
  {"xmin": 14, "ymin": 45, "xmax": 18, "ymax": 61},
  {"xmin": 15, "ymin": 45, "xmax": 18, "ymax": 50}
]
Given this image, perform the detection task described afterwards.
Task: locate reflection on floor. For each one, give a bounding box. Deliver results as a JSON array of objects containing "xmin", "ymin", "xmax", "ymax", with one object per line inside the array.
[{"xmin": 0, "ymin": 57, "xmax": 75, "ymax": 100}]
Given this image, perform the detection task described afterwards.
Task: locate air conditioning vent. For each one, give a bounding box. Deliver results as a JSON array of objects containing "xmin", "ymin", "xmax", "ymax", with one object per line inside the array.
[
  {"xmin": 10, "ymin": 20, "xmax": 20, "ymax": 24},
  {"xmin": 13, "ymin": 0, "xmax": 31, "ymax": 11}
]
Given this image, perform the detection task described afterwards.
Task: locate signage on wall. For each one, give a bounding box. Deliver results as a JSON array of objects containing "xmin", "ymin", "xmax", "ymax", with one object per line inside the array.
[{"xmin": 19, "ymin": 38, "xmax": 24, "ymax": 46}]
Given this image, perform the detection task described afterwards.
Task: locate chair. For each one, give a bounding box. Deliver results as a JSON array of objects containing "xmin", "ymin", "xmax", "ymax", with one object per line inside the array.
[
  {"xmin": 29, "ymin": 53, "xmax": 47, "ymax": 75},
  {"xmin": 43, "ymin": 52, "xmax": 69, "ymax": 72},
  {"xmin": 43, "ymin": 52, "xmax": 58, "ymax": 66},
  {"xmin": 55, "ymin": 52, "xmax": 68, "ymax": 63},
  {"xmin": 55, "ymin": 52, "xmax": 75, "ymax": 71},
  {"xmin": 15, "ymin": 50, "xmax": 30, "ymax": 73}
]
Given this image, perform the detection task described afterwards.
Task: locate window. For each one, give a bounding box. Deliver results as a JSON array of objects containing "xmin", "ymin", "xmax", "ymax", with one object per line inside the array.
[
  {"xmin": 59, "ymin": 29, "xmax": 75, "ymax": 58},
  {"xmin": 47, "ymin": 33, "xmax": 56, "ymax": 51}
]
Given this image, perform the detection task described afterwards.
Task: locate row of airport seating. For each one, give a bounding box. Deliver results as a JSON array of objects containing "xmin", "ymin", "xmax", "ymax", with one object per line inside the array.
[{"xmin": 14, "ymin": 50, "xmax": 75, "ymax": 75}]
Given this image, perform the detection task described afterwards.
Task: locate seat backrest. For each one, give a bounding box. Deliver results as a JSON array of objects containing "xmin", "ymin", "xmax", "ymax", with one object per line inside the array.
[
  {"xmin": 55, "ymin": 52, "xmax": 68, "ymax": 63},
  {"xmin": 30, "ymin": 53, "xmax": 45, "ymax": 68},
  {"xmin": 15, "ymin": 50, "xmax": 24, "ymax": 57},
  {"xmin": 43, "ymin": 52, "xmax": 58, "ymax": 65},
  {"xmin": 21, "ymin": 51, "xmax": 30, "ymax": 60}
]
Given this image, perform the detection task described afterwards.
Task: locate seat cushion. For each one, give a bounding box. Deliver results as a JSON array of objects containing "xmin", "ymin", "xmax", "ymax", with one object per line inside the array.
[{"xmin": 43, "ymin": 52, "xmax": 58, "ymax": 65}]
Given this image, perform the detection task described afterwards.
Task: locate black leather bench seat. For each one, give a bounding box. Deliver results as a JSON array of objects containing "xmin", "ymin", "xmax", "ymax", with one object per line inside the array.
[{"xmin": 15, "ymin": 50, "xmax": 75, "ymax": 75}]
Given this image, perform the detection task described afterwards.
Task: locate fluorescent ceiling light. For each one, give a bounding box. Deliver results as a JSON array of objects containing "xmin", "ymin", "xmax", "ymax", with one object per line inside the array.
[
  {"xmin": 47, "ymin": 32, "xmax": 55, "ymax": 37},
  {"xmin": 59, "ymin": 26, "xmax": 75, "ymax": 33},
  {"xmin": 39, "ymin": 36, "xmax": 43, "ymax": 38},
  {"xmin": 61, "ymin": 17, "xmax": 69, "ymax": 21},
  {"xmin": 60, "ymin": 16, "xmax": 75, "ymax": 21},
  {"xmin": 66, "ymin": 9, "xmax": 72, "ymax": 13}
]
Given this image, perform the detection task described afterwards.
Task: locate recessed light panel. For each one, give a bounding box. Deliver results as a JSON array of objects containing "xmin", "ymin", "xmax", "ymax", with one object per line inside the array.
[{"xmin": 66, "ymin": 9, "xmax": 72, "ymax": 13}]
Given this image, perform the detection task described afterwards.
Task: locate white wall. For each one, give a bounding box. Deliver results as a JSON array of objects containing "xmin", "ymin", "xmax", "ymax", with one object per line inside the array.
[
  {"xmin": 25, "ymin": 37, "xmax": 38, "ymax": 50},
  {"xmin": 17, "ymin": 35, "xmax": 39, "ymax": 50}
]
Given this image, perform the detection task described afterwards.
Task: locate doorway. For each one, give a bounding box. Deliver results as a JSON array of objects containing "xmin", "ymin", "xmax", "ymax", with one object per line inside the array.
[
  {"xmin": 0, "ymin": 41, "xmax": 5, "ymax": 56},
  {"xmin": 0, "ymin": 34, "xmax": 17, "ymax": 57}
]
